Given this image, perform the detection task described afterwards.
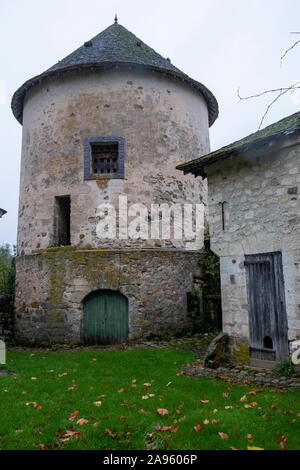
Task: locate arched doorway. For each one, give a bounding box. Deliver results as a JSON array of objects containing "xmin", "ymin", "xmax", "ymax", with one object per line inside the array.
[{"xmin": 83, "ymin": 290, "xmax": 128, "ymax": 344}]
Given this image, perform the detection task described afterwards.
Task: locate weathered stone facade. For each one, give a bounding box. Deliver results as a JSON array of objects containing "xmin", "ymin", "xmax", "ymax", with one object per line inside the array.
[
  {"xmin": 206, "ymin": 134, "xmax": 300, "ymax": 356},
  {"xmin": 18, "ymin": 69, "xmax": 210, "ymax": 254},
  {"xmin": 15, "ymin": 248, "xmax": 203, "ymax": 345},
  {"xmin": 12, "ymin": 23, "xmax": 218, "ymax": 345}
]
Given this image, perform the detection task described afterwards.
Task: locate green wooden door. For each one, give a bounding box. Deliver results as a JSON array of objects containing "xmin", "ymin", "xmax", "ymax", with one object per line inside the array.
[{"xmin": 83, "ymin": 290, "xmax": 128, "ymax": 344}]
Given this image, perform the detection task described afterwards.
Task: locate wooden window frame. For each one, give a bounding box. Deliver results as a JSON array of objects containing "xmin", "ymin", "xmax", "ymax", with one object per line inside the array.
[{"xmin": 84, "ymin": 136, "xmax": 125, "ymax": 180}]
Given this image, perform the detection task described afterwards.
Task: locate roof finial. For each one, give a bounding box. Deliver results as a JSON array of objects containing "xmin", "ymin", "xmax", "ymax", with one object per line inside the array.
[{"xmin": 114, "ymin": 14, "xmax": 118, "ymax": 24}]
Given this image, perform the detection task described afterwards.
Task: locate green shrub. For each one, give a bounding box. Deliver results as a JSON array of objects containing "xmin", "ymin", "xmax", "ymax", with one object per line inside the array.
[
  {"xmin": 0, "ymin": 244, "xmax": 16, "ymax": 301},
  {"xmin": 275, "ymin": 360, "xmax": 295, "ymax": 377}
]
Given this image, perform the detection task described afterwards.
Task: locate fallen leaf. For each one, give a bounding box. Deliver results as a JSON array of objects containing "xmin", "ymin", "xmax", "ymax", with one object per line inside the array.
[
  {"xmin": 240, "ymin": 395, "xmax": 247, "ymax": 402},
  {"xmin": 31, "ymin": 377, "xmax": 38, "ymax": 380},
  {"xmin": 25, "ymin": 402, "xmax": 42, "ymax": 410},
  {"xmin": 193, "ymin": 423, "xmax": 203, "ymax": 433},
  {"xmin": 69, "ymin": 410, "xmax": 79, "ymax": 421},
  {"xmin": 248, "ymin": 446, "xmax": 264, "ymax": 450},
  {"xmin": 277, "ymin": 435, "xmax": 287, "ymax": 450},
  {"xmin": 203, "ymin": 419, "xmax": 209, "ymax": 425},
  {"xmin": 118, "ymin": 388, "xmax": 125, "ymax": 393},
  {"xmin": 200, "ymin": 398, "xmax": 209, "ymax": 404},
  {"xmin": 157, "ymin": 408, "xmax": 168, "ymax": 416},
  {"xmin": 155, "ymin": 424, "xmax": 177, "ymax": 432},
  {"xmin": 77, "ymin": 418, "xmax": 89, "ymax": 426},
  {"xmin": 106, "ymin": 428, "xmax": 117, "ymax": 439},
  {"xmin": 247, "ymin": 389, "xmax": 264, "ymax": 395},
  {"xmin": 219, "ymin": 432, "xmax": 229, "ymax": 439},
  {"xmin": 93, "ymin": 401, "xmax": 102, "ymax": 407}
]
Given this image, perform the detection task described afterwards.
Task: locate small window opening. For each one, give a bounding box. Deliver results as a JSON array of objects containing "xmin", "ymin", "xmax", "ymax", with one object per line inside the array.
[
  {"xmin": 218, "ymin": 201, "xmax": 227, "ymax": 231},
  {"xmin": 263, "ymin": 336, "xmax": 273, "ymax": 349},
  {"xmin": 91, "ymin": 142, "xmax": 119, "ymax": 176},
  {"xmin": 54, "ymin": 196, "xmax": 71, "ymax": 246}
]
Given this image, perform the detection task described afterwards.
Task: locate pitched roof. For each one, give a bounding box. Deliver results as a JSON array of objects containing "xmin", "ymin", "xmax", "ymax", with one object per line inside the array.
[
  {"xmin": 177, "ymin": 111, "xmax": 300, "ymax": 176},
  {"xmin": 11, "ymin": 23, "xmax": 218, "ymax": 126}
]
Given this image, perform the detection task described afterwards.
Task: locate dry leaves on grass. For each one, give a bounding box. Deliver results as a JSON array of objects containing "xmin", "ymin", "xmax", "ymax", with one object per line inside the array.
[
  {"xmin": 200, "ymin": 398, "xmax": 209, "ymax": 404},
  {"xmin": 219, "ymin": 432, "xmax": 229, "ymax": 440},
  {"xmin": 193, "ymin": 423, "xmax": 203, "ymax": 433},
  {"xmin": 157, "ymin": 408, "xmax": 168, "ymax": 416},
  {"xmin": 77, "ymin": 418, "xmax": 89, "ymax": 426},
  {"xmin": 58, "ymin": 429, "xmax": 80, "ymax": 442},
  {"xmin": 93, "ymin": 401, "xmax": 102, "ymax": 407},
  {"xmin": 69, "ymin": 410, "xmax": 79, "ymax": 421},
  {"xmin": 106, "ymin": 428, "xmax": 118, "ymax": 439},
  {"xmin": 155, "ymin": 424, "xmax": 178, "ymax": 432},
  {"xmin": 26, "ymin": 402, "xmax": 42, "ymax": 410}
]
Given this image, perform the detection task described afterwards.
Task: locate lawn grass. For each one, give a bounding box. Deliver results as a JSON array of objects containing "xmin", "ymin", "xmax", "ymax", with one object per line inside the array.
[{"xmin": 0, "ymin": 348, "xmax": 299, "ymax": 450}]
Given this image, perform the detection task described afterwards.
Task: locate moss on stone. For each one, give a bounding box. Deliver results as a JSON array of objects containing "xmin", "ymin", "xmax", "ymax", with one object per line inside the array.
[{"xmin": 229, "ymin": 340, "xmax": 250, "ymax": 364}]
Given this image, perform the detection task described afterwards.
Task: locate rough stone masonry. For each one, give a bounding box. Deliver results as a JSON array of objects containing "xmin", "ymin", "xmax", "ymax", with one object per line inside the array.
[{"xmin": 12, "ymin": 22, "xmax": 219, "ymax": 344}]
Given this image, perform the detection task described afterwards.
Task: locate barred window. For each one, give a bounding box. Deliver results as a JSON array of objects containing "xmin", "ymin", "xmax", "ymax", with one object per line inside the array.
[
  {"xmin": 84, "ymin": 137, "xmax": 125, "ymax": 180},
  {"xmin": 91, "ymin": 142, "xmax": 118, "ymax": 175}
]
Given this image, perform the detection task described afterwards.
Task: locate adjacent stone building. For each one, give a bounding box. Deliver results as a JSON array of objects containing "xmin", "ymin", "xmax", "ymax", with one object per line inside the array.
[
  {"xmin": 11, "ymin": 20, "xmax": 218, "ymax": 345},
  {"xmin": 178, "ymin": 113, "xmax": 300, "ymax": 363}
]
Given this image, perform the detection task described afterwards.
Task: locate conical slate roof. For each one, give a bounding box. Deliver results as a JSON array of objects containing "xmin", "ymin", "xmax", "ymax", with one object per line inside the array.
[{"xmin": 12, "ymin": 23, "xmax": 218, "ymax": 125}]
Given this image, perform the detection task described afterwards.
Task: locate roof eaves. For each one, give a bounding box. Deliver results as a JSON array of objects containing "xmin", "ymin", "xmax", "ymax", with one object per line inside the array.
[
  {"xmin": 177, "ymin": 115, "xmax": 300, "ymax": 175},
  {"xmin": 11, "ymin": 62, "xmax": 219, "ymax": 126}
]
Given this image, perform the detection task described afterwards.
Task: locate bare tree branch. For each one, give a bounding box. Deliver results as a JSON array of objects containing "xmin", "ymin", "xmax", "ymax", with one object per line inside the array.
[
  {"xmin": 237, "ymin": 32, "xmax": 300, "ymax": 130},
  {"xmin": 237, "ymin": 85, "xmax": 300, "ymax": 101},
  {"xmin": 280, "ymin": 37, "xmax": 300, "ymax": 66},
  {"xmin": 237, "ymin": 81, "xmax": 300, "ymax": 130},
  {"xmin": 257, "ymin": 81, "xmax": 300, "ymax": 129}
]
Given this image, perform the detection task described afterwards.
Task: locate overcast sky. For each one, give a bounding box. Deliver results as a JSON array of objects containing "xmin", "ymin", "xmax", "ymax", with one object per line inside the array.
[{"xmin": 0, "ymin": 0, "xmax": 299, "ymax": 247}]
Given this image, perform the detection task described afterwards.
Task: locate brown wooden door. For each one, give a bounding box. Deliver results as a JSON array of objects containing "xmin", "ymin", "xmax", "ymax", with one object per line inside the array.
[{"xmin": 245, "ymin": 252, "xmax": 289, "ymax": 361}]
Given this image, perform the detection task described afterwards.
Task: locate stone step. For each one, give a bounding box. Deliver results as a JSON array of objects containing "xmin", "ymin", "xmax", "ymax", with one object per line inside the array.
[{"xmin": 250, "ymin": 358, "xmax": 277, "ymax": 370}]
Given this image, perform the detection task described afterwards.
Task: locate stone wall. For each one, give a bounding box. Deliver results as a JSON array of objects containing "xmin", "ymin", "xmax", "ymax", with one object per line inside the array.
[
  {"xmin": 18, "ymin": 68, "xmax": 209, "ymax": 254},
  {"xmin": 206, "ymin": 134, "xmax": 300, "ymax": 354},
  {"xmin": 15, "ymin": 247, "xmax": 203, "ymax": 345}
]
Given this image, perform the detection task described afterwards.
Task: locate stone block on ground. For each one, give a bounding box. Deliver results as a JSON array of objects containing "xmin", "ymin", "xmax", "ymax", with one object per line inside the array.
[{"xmin": 204, "ymin": 332, "xmax": 228, "ymax": 369}]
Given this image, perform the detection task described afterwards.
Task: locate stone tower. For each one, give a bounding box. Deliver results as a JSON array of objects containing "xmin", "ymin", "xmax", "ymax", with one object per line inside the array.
[{"xmin": 12, "ymin": 21, "xmax": 218, "ymax": 345}]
